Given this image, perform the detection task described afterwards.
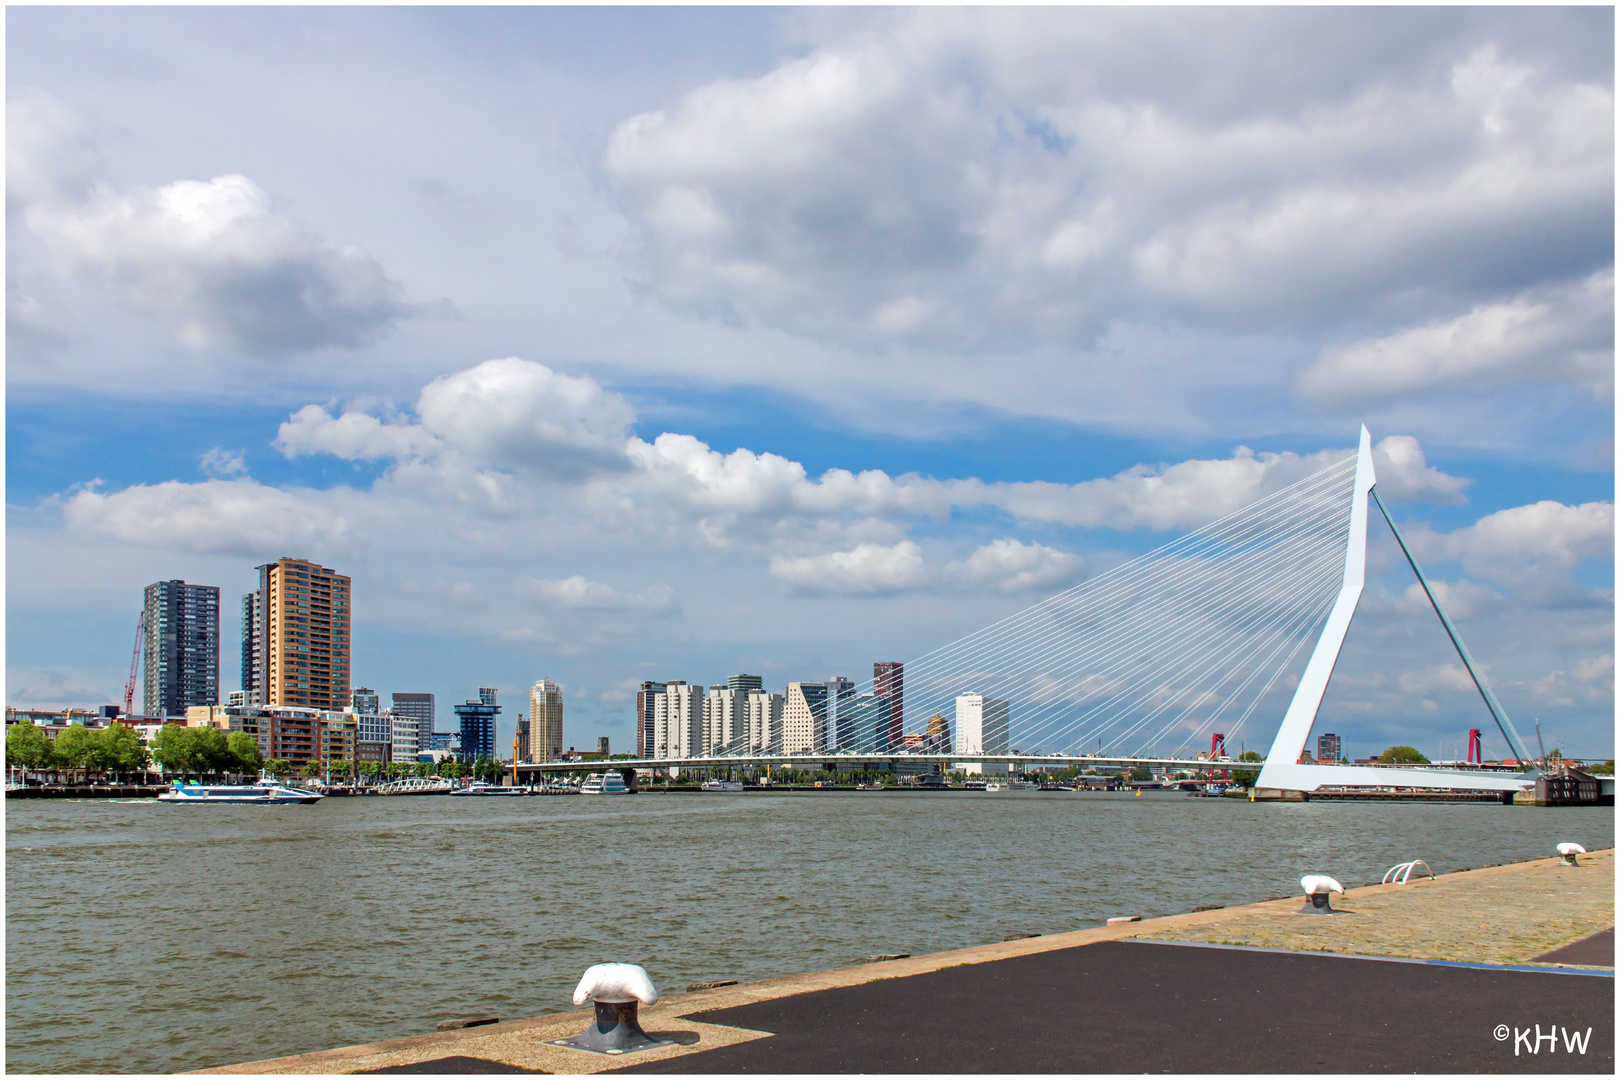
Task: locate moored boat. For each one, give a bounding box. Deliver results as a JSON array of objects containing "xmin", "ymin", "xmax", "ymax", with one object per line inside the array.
[
  {"xmin": 579, "ymin": 772, "xmax": 630, "ymax": 795},
  {"xmin": 700, "ymin": 778, "xmax": 744, "ymax": 792},
  {"xmin": 449, "ymin": 781, "xmax": 528, "ymax": 796}
]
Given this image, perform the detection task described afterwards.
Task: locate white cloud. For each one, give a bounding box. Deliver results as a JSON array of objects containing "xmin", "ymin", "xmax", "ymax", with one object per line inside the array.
[
  {"xmin": 518, "ymin": 575, "xmax": 678, "ymax": 614},
  {"xmin": 1301, "ymin": 270, "xmax": 1614, "ymax": 404},
  {"xmin": 946, "ymin": 538, "xmax": 1088, "ymax": 593},
  {"xmin": 6, "ymin": 88, "xmax": 101, "ymax": 208},
  {"xmin": 198, "ymin": 447, "xmax": 247, "ymax": 478},
  {"xmin": 276, "ymin": 404, "xmax": 440, "ymax": 461},
  {"xmin": 60, "ymin": 478, "xmax": 354, "ymax": 558},
  {"xmin": 1398, "ymin": 579, "xmax": 1503, "ymax": 621},
  {"xmin": 603, "ymin": 14, "xmax": 1612, "ymax": 352},
  {"xmin": 1369, "ymin": 435, "xmax": 1469, "ymax": 505},
  {"xmin": 770, "ymin": 541, "xmax": 930, "ymax": 596},
  {"xmin": 1398, "ymin": 663, "xmax": 1481, "ymax": 696},
  {"xmin": 1415, "ymin": 500, "xmax": 1613, "ymax": 575}
]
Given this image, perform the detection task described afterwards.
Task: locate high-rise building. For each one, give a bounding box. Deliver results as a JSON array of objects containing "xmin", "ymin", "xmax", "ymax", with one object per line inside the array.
[
  {"xmin": 825, "ymin": 676, "xmax": 855, "ymax": 751},
  {"xmin": 242, "ymin": 558, "xmax": 351, "ymax": 710},
  {"xmin": 453, "ymin": 688, "xmax": 500, "ymax": 762},
  {"xmin": 240, "ymin": 591, "xmax": 262, "ymax": 704},
  {"xmin": 728, "ymin": 673, "xmax": 763, "ymax": 693},
  {"xmin": 955, "ymin": 693, "xmax": 1010, "ymax": 776},
  {"xmin": 704, "ymin": 685, "xmax": 745, "ymax": 754},
  {"xmin": 352, "ymin": 687, "xmax": 379, "ymax": 715},
  {"xmin": 142, "ymin": 580, "xmax": 220, "ymax": 718},
  {"xmin": 923, "ymin": 714, "xmax": 952, "ymax": 754},
  {"xmin": 745, "ymin": 689, "xmax": 783, "ymax": 752},
  {"xmin": 840, "ymin": 694, "xmax": 892, "ymax": 754},
  {"xmin": 783, "ymin": 682, "xmax": 829, "ymax": 754},
  {"xmin": 874, "ymin": 662, "xmax": 903, "ymax": 751},
  {"xmin": 356, "ymin": 709, "xmax": 393, "ymax": 762},
  {"xmin": 387, "ymin": 710, "xmax": 419, "ymax": 763},
  {"xmin": 636, "ymin": 681, "xmax": 666, "ymax": 758},
  {"xmin": 653, "ymin": 682, "xmax": 702, "ymax": 760},
  {"xmin": 392, "ymin": 692, "xmax": 434, "ymax": 754},
  {"xmin": 1317, "ymin": 732, "xmax": 1341, "ymax": 764},
  {"xmin": 597, "ymin": 736, "xmax": 610, "ymax": 756},
  {"xmin": 528, "ymin": 680, "xmax": 564, "ymax": 762}
]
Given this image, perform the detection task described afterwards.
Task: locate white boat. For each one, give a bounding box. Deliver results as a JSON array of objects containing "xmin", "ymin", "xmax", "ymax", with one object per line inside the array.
[
  {"xmin": 449, "ymin": 781, "xmax": 528, "ymax": 797},
  {"xmin": 579, "ymin": 772, "xmax": 630, "ymax": 795},
  {"xmin": 157, "ymin": 775, "xmax": 321, "ymax": 804},
  {"xmin": 984, "ymin": 782, "xmax": 1002, "ymax": 792},
  {"xmin": 701, "ymin": 778, "xmax": 744, "ymax": 792},
  {"xmin": 376, "ymin": 776, "xmax": 453, "ymax": 796}
]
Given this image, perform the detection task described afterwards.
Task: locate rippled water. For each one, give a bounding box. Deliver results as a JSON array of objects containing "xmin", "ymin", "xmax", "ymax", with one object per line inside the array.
[{"xmin": 6, "ymin": 791, "xmax": 1612, "ymax": 1073}]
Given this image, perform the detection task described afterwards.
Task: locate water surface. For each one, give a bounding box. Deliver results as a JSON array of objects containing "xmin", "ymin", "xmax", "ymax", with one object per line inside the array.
[{"xmin": 6, "ymin": 791, "xmax": 1612, "ymax": 1072}]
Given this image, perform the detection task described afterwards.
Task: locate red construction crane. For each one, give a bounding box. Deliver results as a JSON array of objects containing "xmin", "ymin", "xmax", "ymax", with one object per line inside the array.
[{"xmin": 123, "ymin": 611, "xmax": 144, "ymax": 717}]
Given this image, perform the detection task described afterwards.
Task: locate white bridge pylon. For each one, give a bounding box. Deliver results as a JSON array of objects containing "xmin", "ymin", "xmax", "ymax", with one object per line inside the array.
[{"xmin": 1254, "ymin": 426, "xmax": 1535, "ymax": 795}]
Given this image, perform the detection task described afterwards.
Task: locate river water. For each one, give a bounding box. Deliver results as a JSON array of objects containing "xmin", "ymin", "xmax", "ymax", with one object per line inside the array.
[{"xmin": 6, "ymin": 790, "xmax": 1612, "ymax": 1073}]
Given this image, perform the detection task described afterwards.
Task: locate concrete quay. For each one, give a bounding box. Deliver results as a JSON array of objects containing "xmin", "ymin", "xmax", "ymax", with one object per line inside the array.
[{"xmin": 203, "ymin": 849, "xmax": 1613, "ymax": 1075}]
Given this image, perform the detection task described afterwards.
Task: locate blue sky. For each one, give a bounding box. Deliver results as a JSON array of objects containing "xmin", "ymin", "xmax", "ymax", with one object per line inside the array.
[{"xmin": 7, "ymin": 7, "xmax": 1613, "ymax": 761}]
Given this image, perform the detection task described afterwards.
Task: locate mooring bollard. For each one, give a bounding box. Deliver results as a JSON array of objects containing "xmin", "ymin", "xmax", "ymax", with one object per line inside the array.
[
  {"xmin": 1297, "ymin": 874, "xmax": 1345, "ymax": 915},
  {"xmin": 1557, "ymin": 842, "xmax": 1586, "ymax": 867},
  {"xmin": 553, "ymin": 963, "xmax": 672, "ymax": 1056}
]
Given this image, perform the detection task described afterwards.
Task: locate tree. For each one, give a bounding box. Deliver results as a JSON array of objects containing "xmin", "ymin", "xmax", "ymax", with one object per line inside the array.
[
  {"xmin": 300, "ymin": 760, "xmax": 322, "ymax": 779},
  {"xmin": 98, "ymin": 724, "xmax": 151, "ymax": 778},
  {"xmin": 191, "ymin": 726, "xmax": 234, "ymax": 777},
  {"xmin": 1379, "ymin": 745, "xmax": 1430, "ymax": 765},
  {"xmin": 1229, "ymin": 749, "xmax": 1265, "ymax": 788},
  {"xmin": 266, "ymin": 759, "xmax": 291, "ymax": 778},
  {"xmin": 227, "ymin": 731, "xmax": 264, "ymax": 776},
  {"xmin": 1128, "ymin": 764, "xmax": 1152, "ymax": 781},
  {"xmin": 6, "ymin": 722, "xmax": 54, "ymax": 774},
  {"xmin": 152, "ymin": 724, "xmax": 201, "ymax": 777},
  {"xmin": 1589, "ymin": 760, "xmax": 1614, "ymax": 776},
  {"xmin": 53, "ymin": 724, "xmax": 97, "ymax": 781}
]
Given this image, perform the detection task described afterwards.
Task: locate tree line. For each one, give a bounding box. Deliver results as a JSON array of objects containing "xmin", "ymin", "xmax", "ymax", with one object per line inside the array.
[{"xmin": 6, "ymin": 722, "xmax": 150, "ymax": 781}]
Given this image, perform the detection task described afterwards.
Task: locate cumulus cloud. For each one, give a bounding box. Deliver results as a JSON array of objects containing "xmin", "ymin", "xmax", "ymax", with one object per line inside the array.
[
  {"xmin": 1415, "ymin": 500, "xmax": 1613, "ymax": 575},
  {"xmin": 11, "ymin": 93, "xmax": 428, "ymax": 356},
  {"xmin": 277, "ymin": 404, "xmax": 441, "ymax": 461},
  {"xmin": 1301, "ymin": 270, "xmax": 1614, "ymax": 404},
  {"xmin": 1398, "ymin": 579, "xmax": 1503, "ymax": 621},
  {"xmin": 198, "ymin": 447, "xmax": 247, "ymax": 478},
  {"xmin": 518, "ymin": 574, "xmax": 679, "ymax": 614},
  {"xmin": 1398, "ymin": 663, "xmax": 1481, "ymax": 696},
  {"xmin": 603, "ymin": 11, "xmax": 1612, "ymax": 353},
  {"xmin": 770, "ymin": 541, "xmax": 930, "ymax": 596},
  {"xmin": 26, "ymin": 173, "xmax": 412, "ymax": 354},
  {"xmin": 945, "ymin": 538, "xmax": 1088, "ymax": 593},
  {"xmin": 60, "ymin": 478, "xmax": 353, "ymax": 557},
  {"xmin": 770, "ymin": 537, "xmax": 1086, "ymax": 596}
]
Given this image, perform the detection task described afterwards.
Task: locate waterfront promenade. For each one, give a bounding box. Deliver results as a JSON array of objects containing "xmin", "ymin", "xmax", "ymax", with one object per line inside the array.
[{"xmin": 206, "ymin": 848, "xmax": 1613, "ymax": 1074}]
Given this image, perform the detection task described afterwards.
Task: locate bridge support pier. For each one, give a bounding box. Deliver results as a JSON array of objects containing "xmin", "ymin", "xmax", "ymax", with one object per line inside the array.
[
  {"xmin": 617, "ymin": 767, "xmax": 639, "ymax": 793},
  {"xmin": 1250, "ymin": 788, "xmax": 1309, "ymax": 802}
]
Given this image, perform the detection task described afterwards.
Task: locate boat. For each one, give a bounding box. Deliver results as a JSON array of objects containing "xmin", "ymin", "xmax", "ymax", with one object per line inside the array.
[
  {"xmin": 449, "ymin": 781, "xmax": 528, "ymax": 797},
  {"xmin": 376, "ymin": 776, "xmax": 453, "ymax": 796},
  {"xmin": 579, "ymin": 772, "xmax": 630, "ymax": 795},
  {"xmin": 701, "ymin": 778, "xmax": 744, "ymax": 792},
  {"xmin": 856, "ymin": 781, "xmax": 885, "ymax": 791},
  {"xmin": 157, "ymin": 774, "xmax": 321, "ymax": 804},
  {"xmin": 1008, "ymin": 779, "xmax": 1039, "ymax": 791},
  {"xmin": 962, "ymin": 779, "xmax": 988, "ymax": 791}
]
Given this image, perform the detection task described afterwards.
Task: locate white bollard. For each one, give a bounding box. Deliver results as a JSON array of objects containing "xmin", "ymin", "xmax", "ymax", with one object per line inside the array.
[
  {"xmin": 1557, "ymin": 842, "xmax": 1586, "ymax": 867},
  {"xmin": 1298, "ymin": 874, "xmax": 1345, "ymax": 915},
  {"xmin": 553, "ymin": 963, "xmax": 671, "ymax": 1055}
]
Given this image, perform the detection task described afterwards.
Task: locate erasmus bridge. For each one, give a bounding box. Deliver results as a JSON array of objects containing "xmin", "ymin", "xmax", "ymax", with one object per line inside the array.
[{"xmin": 517, "ymin": 428, "xmax": 1539, "ymax": 796}]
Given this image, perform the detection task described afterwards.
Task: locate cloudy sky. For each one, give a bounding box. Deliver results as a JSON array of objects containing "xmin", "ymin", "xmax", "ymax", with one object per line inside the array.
[{"xmin": 7, "ymin": 7, "xmax": 1613, "ymax": 761}]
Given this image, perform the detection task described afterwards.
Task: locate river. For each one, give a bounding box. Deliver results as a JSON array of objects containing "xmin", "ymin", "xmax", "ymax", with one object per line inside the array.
[{"xmin": 6, "ymin": 790, "xmax": 1612, "ymax": 1073}]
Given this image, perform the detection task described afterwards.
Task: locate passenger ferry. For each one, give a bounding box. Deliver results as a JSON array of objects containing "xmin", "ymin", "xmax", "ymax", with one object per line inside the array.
[
  {"xmin": 700, "ymin": 778, "xmax": 744, "ymax": 792},
  {"xmin": 157, "ymin": 775, "xmax": 322, "ymax": 804},
  {"xmin": 449, "ymin": 781, "xmax": 528, "ymax": 797},
  {"xmin": 579, "ymin": 772, "xmax": 630, "ymax": 795}
]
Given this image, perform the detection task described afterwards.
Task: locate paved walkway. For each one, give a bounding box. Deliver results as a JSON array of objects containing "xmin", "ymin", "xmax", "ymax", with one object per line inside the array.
[{"xmin": 201, "ymin": 850, "xmax": 1613, "ymax": 1074}]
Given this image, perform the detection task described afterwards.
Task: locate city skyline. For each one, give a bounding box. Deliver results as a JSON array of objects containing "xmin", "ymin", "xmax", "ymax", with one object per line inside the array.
[{"xmin": 6, "ymin": 8, "xmax": 1613, "ymax": 761}]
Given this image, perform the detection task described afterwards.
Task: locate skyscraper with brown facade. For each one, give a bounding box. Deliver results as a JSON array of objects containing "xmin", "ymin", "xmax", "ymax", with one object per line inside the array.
[
  {"xmin": 874, "ymin": 661, "xmax": 903, "ymax": 751},
  {"xmin": 242, "ymin": 557, "xmax": 351, "ymax": 710}
]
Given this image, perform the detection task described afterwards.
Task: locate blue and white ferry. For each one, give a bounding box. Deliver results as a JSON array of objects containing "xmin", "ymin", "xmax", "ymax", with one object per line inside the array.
[{"xmin": 157, "ymin": 774, "xmax": 323, "ymax": 804}]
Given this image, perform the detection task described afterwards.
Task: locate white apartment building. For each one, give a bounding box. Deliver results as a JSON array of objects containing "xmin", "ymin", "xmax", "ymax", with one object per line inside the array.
[
  {"xmin": 744, "ymin": 689, "xmax": 784, "ymax": 753},
  {"xmin": 704, "ymin": 685, "xmax": 743, "ymax": 754},
  {"xmin": 653, "ymin": 681, "xmax": 703, "ymax": 764},
  {"xmin": 528, "ymin": 679, "xmax": 564, "ymax": 762},
  {"xmin": 386, "ymin": 710, "xmax": 418, "ymax": 762},
  {"xmin": 783, "ymin": 682, "xmax": 829, "ymax": 755},
  {"xmin": 954, "ymin": 693, "xmax": 1011, "ymax": 775}
]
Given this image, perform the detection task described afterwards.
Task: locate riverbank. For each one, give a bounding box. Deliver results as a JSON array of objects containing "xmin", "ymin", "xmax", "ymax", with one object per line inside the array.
[{"xmin": 204, "ymin": 847, "xmax": 1614, "ymax": 1074}]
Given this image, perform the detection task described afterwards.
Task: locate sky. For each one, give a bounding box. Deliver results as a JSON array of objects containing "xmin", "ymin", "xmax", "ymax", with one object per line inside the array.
[{"xmin": 6, "ymin": 6, "xmax": 1613, "ymax": 763}]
